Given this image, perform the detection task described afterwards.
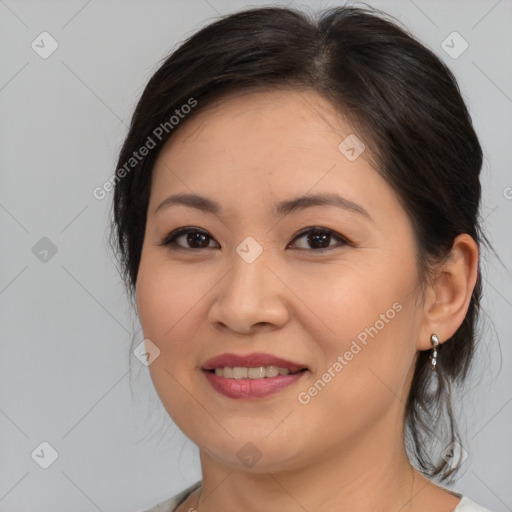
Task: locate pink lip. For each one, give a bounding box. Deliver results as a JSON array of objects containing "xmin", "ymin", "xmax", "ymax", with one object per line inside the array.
[
  {"xmin": 203, "ymin": 370, "xmax": 307, "ymax": 399},
  {"xmin": 202, "ymin": 352, "xmax": 307, "ymax": 373},
  {"xmin": 201, "ymin": 352, "xmax": 309, "ymax": 400}
]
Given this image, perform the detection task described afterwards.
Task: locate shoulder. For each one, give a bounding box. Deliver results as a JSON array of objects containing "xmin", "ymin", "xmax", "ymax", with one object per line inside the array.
[
  {"xmin": 139, "ymin": 481, "xmax": 202, "ymax": 512},
  {"xmin": 432, "ymin": 480, "xmax": 492, "ymax": 512},
  {"xmin": 455, "ymin": 496, "xmax": 493, "ymax": 512}
]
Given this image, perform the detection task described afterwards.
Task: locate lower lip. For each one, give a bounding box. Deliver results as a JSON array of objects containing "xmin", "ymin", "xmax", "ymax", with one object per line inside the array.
[{"xmin": 203, "ymin": 370, "xmax": 307, "ymax": 399}]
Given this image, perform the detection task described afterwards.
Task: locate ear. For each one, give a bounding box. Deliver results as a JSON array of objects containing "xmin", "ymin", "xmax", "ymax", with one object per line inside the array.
[{"xmin": 417, "ymin": 234, "xmax": 479, "ymax": 351}]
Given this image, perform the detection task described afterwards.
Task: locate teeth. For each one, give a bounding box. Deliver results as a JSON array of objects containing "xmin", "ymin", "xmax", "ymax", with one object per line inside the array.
[
  {"xmin": 213, "ymin": 365, "xmax": 294, "ymax": 379},
  {"xmin": 248, "ymin": 366, "xmax": 266, "ymax": 379},
  {"xmin": 233, "ymin": 367, "xmax": 248, "ymax": 379},
  {"xmin": 265, "ymin": 365, "xmax": 279, "ymax": 378}
]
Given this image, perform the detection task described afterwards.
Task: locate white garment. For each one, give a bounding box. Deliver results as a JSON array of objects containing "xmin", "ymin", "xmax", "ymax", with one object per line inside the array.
[
  {"xmin": 140, "ymin": 480, "xmax": 492, "ymax": 512},
  {"xmin": 455, "ymin": 496, "xmax": 491, "ymax": 512}
]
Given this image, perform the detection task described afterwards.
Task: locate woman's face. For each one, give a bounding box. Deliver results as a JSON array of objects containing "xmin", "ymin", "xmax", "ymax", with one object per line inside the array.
[{"xmin": 136, "ymin": 89, "xmax": 425, "ymax": 472}]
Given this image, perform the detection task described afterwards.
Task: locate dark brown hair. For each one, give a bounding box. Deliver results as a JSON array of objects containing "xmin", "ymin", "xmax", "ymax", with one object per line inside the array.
[{"xmin": 110, "ymin": 5, "xmax": 490, "ymax": 482}]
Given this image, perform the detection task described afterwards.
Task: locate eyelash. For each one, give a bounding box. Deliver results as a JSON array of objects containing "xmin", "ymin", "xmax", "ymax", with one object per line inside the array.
[{"xmin": 158, "ymin": 226, "xmax": 350, "ymax": 253}]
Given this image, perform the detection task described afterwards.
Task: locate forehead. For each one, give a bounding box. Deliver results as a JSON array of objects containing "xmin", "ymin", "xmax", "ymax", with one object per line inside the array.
[
  {"xmin": 149, "ymin": 89, "xmax": 393, "ymax": 218},
  {"xmin": 162, "ymin": 88, "xmax": 348, "ymax": 158}
]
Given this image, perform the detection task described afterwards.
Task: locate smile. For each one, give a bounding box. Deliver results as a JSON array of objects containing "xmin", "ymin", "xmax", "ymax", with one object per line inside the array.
[{"xmin": 210, "ymin": 365, "xmax": 302, "ymax": 379}]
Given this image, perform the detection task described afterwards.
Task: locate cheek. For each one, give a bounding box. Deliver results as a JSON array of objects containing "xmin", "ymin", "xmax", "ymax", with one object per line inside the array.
[
  {"xmin": 135, "ymin": 256, "xmax": 205, "ymax": 423},
  {"xmin": 135, "ymin": 251, "xmax": 216, "ymax": 394},
  {"xmin": 136, "ymin": 251, "xmax": 201, "ymax": 341},
  {"xmin": 293, "ymin": 260, "xmax": 406, "ymax": 340},
  {"xmin": 302, "ymin": 257, "xmax": 419, "ymax": 390}
]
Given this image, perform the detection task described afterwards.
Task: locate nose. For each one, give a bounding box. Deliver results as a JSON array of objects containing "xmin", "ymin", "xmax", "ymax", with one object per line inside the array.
[{"xmin": 208, "ymin": 249, "xmax": 290, "ymax": 335}]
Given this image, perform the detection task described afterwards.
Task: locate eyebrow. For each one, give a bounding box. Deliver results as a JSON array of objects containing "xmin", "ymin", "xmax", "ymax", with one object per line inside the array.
[{"xmin": 154, "ymin": 192, "xmax": 372, "ymax": 220}]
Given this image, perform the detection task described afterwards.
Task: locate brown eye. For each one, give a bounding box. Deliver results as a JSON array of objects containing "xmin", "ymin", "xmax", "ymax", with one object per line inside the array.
[
  {"xmin": 160, "ymin": 226, "xmax": 349, "ymax": 253},
  {"xmin": 160, "ymin": 228, "xmax": 219, "ymax": 250},
  {"xmin": 289, "ymin": 227, "xmax": 348, "ymax": 252}
]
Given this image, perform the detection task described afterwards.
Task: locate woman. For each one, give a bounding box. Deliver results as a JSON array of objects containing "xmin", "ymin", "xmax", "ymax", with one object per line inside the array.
[{"xmin": 110, "ymin": 5, "xmax": 492, "ymax": 512}]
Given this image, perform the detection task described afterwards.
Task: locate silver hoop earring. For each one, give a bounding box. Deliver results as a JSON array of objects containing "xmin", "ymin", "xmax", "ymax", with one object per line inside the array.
[{"xmin": 430, "ymin": 333, "xmax": 440, "ymax": 371}]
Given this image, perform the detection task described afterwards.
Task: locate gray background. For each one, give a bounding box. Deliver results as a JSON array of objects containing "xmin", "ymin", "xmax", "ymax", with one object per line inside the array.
[{"xmin": 0, "ymin": 0, "xmax": 511, "ymax": 511}]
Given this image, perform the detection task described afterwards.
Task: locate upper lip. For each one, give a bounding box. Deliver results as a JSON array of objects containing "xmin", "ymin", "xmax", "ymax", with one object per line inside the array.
[{"xmin": 202, "ymin": 352, "xmax": 308, "ymax": 373}]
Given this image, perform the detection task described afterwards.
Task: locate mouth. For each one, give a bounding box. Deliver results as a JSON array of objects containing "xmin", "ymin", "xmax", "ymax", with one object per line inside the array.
[
  {"xmin": 202, "ymin": 352, "xmax": 308, "ymax": 375},
  {"xmin": 201, "ymin": 352, "xmax": 309, "ymax": 399},
  {"xmin": 206, "ymin": 366, "xmax": 306, "ymax": 379}
]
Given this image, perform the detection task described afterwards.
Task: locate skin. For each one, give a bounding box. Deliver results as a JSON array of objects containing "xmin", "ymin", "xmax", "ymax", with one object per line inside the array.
[{"xmin": 135, "ymin": 89, "xmax": 479, "ymax": 512}]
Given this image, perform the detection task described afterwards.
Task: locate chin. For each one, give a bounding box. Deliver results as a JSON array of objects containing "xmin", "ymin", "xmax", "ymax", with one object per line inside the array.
[{"xmin": 193, "ymin": 431, "xmax": 310, "ymax": 474}]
